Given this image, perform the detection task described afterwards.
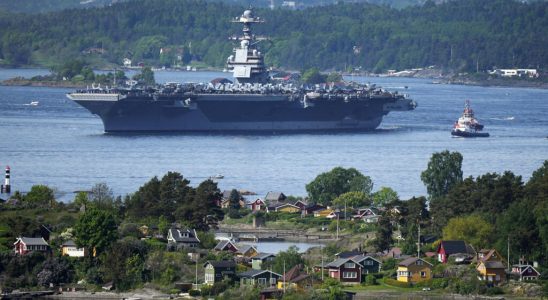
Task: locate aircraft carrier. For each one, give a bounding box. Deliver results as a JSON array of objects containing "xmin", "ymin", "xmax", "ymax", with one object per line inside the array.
[{"xmin": 67, "ymin": 9, "xmax": 417, "ymax": 133}]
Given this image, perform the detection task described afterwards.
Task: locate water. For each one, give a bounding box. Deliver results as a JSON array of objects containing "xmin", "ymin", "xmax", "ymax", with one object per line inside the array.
[{"xmin": 0, "ymin": 69, "xmax": 546, "ymax": 202}]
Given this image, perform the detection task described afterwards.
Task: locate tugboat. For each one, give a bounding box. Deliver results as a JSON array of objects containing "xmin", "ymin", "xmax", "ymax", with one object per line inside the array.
[{"xmin": 451, "ymin": 100, "xmax": 489, "ymax": 137}]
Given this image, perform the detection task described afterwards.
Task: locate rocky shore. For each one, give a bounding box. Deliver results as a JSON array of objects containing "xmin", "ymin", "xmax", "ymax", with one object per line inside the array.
[{"xmin": 1, "ymin": 77, "xmax": 87, "ymax": 88}]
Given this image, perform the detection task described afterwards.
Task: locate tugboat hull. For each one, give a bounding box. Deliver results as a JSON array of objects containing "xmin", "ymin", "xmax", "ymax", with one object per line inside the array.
[{"xmin": 451, "ymin": 130, "xmax": 489, "ymax": 138}]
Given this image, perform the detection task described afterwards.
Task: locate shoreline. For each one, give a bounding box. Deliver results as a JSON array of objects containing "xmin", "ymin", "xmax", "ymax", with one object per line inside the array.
[{"xmin": 1, "ymin": 70, "xmax": 547, "ymax": 90}]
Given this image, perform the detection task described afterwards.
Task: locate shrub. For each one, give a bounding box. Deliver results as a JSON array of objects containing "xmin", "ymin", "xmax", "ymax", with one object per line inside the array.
[
  {"xmin": 365, "ymin": 274, "xmax": 377, "ymax": 285},
  {"xmin": 485, "ymin": 286, "xmax": 504, "ymax": 296},
  {"xmin": 383, "ymin": 277, "xmax": 411, "ymax": 288},
  {"xmin": 188, "ymin": 289, "xmax": 201, "ymax": 296}
]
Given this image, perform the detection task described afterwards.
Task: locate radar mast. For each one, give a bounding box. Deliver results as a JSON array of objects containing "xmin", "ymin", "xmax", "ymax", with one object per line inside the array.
[{"xmin": 227, "ymin": 9, "xmax": 268, "ymax": 84}]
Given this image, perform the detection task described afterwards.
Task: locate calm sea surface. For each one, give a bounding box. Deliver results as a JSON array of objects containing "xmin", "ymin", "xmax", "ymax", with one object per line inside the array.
[{"xmin": 0, "ymin": 68, "xmax": 547, "ymax": 202}]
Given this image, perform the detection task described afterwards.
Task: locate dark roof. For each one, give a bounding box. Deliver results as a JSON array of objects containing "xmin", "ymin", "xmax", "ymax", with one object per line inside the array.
[
  {"xmin": 352, "ymin": 255, "xmax": 381, "ymax": 265},
  {"xmin": 61, "ymin": 240, "xmax": 77, "ymax": 247},
  {"xmin": 325, "ymin": 257, "xmax": 358, "ymax": 268},
  {"xmin": 16, "ymin": 237, "xmax": 49, "ymax": 246},
  {"xmin": 214, "ymin": 240, "xmax": 236, "ymax": 251},
  {"xmin": 399, "ymin": 257, "xmax": 432, "ymax": 267},
  {"xmin": 205, "ymin": 260, "xmax": 236, "ymax": 268},
  {"xmin": 237, "ymin": 244, "xmax": 256, "ymax": 254},
  {"xmin": 265, "ymin": 192, "xmax": 286, "ymax": 201},
  {"xmin": 439, "ymin": 240, "xmax": 468, "ymax": 255},
  {"xmin": 168, "ymin": 228, "xmax": 200, "ymax": 243},
  {"xmin": 336, "ymin": 250, "xmax": 363, "ymax": 259},
  {"xmin": 252, "ymin": 253, "xmax": 276, "ymax": 260},
  {"xmin": 239, "ymin": 269, "xmax": 281, "ymax": 278},
  {"xmin": 483, "ymin": 261, "xmax": 506, "ymax": 269}
]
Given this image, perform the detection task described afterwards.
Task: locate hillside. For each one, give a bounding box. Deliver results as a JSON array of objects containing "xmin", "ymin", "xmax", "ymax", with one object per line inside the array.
[{"xmin": 0, "ymin": 0, "xmax": 546, "ymax": 72}]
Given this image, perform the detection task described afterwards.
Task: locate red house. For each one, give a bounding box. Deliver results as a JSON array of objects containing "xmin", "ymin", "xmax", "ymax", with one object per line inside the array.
[
  {"xmin": 325, "ymin": 257, "xmax": 362, "ymax": 284},
  {"xmin": 436, "ymin": 240, "xmax": 473, "ymax": 263},
  {"xmin": 247, "ymin": 199, "xmax": 265, "ymax": 211},
  {"xmin": 14, "ymin": 237, "xmax": 50, "ymax": 255}
]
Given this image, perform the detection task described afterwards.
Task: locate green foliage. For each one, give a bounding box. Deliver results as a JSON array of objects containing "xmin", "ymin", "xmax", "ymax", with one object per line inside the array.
[
  {"xmin": 365, "ymin": 274, "xmax": 377, "ymax": 285},
  {"xmin": 306, "ymin": 167, "xmax": 373, "ymax": 206},
  {"xmin": 263, "ymin": 246, "xmax": 304, "ymax": 274},
  {"xmin": 372, "ymin": 187, "xmax": 398, "ymax": 207},
  {"xmin": 421, "ymin": 150, "xmax": 463, "ymax": 201},
  {"xmin": 383, "ymin": 277, "xmax": 411, "ymax": 288},
  {"xmin": 36, "ymin": 256, "xmax": 74, "ymax": 287},
  {"xmin": 373, "ymin": 215, "xmax": 393, "ymax": 252},
  {"xmin": 133, "ymin": 66, "xmax": 155, "ymax": 85},
  {"xmin": 228, "ymin": 189, "xmax": 241, "ymax": 210},
  {"xmin": 326, "ymin": 72, "xmax": 343, "ymax": 82},
  {"xmin": 442, "ymin": 215, "xmax": 493, "ymax": 249},
  {"xmin": 24, "ymin": 185, "xmax": 55, "ymax": 208},
  {"xmin": 74, "ymin": 208, "xmax": 118, "ymax": 255},
  {"xmin": 332, "ymin": 191, "xmax": 370, "ymax": 210},
  {"xmin": 197, "ymin": 231, "xmax": 217, "ymax": 249},
  {"xmin": 302, "ymin": 68, "xmax": 327, "ymax": 84},
  {"xmin": 100, "ymin": 237, "xmax": 148, "ymax": 290}
]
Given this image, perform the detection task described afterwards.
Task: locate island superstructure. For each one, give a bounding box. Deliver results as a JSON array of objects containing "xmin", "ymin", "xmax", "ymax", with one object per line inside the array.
[{"xmin": 67, "ymin": 9, "xmax": 417, "ymax": 133}]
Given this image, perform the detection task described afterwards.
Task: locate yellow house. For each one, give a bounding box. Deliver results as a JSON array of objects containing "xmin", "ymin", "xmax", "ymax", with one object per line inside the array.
[
  {"xmin": 237, "ymin": 245, "xmax": 258, "ymax": 258},
  {"xmin": 397, "ymin": 257, "xmax": 433, "ymax": 283},
  {"xmin": 275, "ymin": 203, "xmax": 301, "ymax": 213}
]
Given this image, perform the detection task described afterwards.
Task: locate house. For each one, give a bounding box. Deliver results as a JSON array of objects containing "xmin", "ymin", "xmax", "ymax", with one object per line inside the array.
[
  {"xmin": 335, "ymin": 250, "xmax": 363, "ymax": 259},
  {"xmin": 236, "ymin": 244, "xmax": 258, "ymax": 258},
  {"xmin": 353, "ymin": 208, "xmax": 380, "ymax": 223},
  {"xmin": 303, "ymin": 203, "xmax": 326, "ymax": 215},
  {"xmin": 477, "ymin": 260, "xmax": 506, "ymax": 284},
  {"xmin": 277, "ymin": 264, "xmax": 313, "ymax": 290},
  {"xmin": 396, "ymin": 257, "xmax": 433, "ymax": 283},
  {"xmin": 239, "ymin": 269, "xmax": 282, "ymax": 287},
  {"xmin": 275, "ymin": 203, "xmax": 301, "ymax": 213},
  {"xmin": 265, "ymin": 192, "xmax": 287, "ymax": 211},
  {"xmin": 325, "ymin": 210, "xmax": 343, "ymax": 219},
  {"xmin": 167, "ymin": 228, "xmax": 200, "ymax": 249},
  {"xmin": 352, "ymin": 255, "xmax": 382, "ymax": 275},
  {"xmin": 252, "ymin": 253, "xmax": 276, "ymax": 270},
  {"xmin": 511, "ymin": 262, "xmax": 541, "ymax": 281},
  {"xmin": 313, "ymin": 208, "xmax": 333, "ymax": 218},
  {"xmin": 214, "ymin": 240, "xmax": 238, "ymax": 253},
  {"xmin": 204, "ymin": 260, "xmax": 237, "ymax": 285},
  {"xmin": 247, "ymin": 198, "xmax": 266, "ymax": 211},
  {"xmin": 14, "ymin": 237, "xmax": 50, "ymax": 255},
  {"xmin": 436, "ymin": 240, "xmax": 474, "ymax": 263},
  {"xmin": 384, "ymin": 247, "xmax": 403, "ymax": 259},
  {"xmin": 325, "ymin": 257, "xmax": 363, "ymax": 284},
  {"xmin": 61, "ymin": 240, "xmax": 87, "ymax": 257},
  {"xmin": 477, "ymin": 249, "xmax": 504, "ymax": 263}
]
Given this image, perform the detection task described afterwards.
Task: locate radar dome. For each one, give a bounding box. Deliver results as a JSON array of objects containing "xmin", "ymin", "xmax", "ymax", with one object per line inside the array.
[
  {"xmin": 241, "ymin": 40, "xmax": 250, "ymax": 48},
  {"xmin": 243, "ymin": 10, "xmax": 252, "ymax": 18}
]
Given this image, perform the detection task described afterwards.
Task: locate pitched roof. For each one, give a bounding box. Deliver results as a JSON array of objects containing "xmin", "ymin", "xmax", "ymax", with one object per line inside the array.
[
  {"xmin": 352, "ymin": 255, "xmax": 381, "ymax": 265},
  {"xmin": 336, "ymin": 250, "xmax": 363, "ymax": 259},
  {"xmin": 214, "ymin": 240, "xmax": 236, "ymax": 251},
  {"xmin": 168, "ymin": 228, "xmax": 200, "ymax": 243},
  {"xmin": 61, "ymin": 240, "xmax": 77, "ymax": 247},
  {"xmin": 236, "ymin": 244, "xmax": 257, "ymax": 254},
  {"xmin": 15, "ymin": 237, "xmax": 49, "ymax": 246},
  {"xmin": 239, "ymin": 269, "xmax": 281, "ymax": 278},
  {"xmin": 399, "ymin": 257, "xmax": 432, "ymax": 267},
  {"xmin": 205, "ymin": 260, "xmax": 236, "ymax": 268},
  {"xmin": 252, "ymin": 253, "xmax": 276, "ymax": 260},
  {"xmin": 265, "ymin": 192, "xmax": 286, "ymax": 201},
  {"xmin": 325, "ymin": 257, "xmax": 359, "ymax": 268},
  {"xmin": 439, "ymin": 240, "xmax": 468, "ymax": 255}
]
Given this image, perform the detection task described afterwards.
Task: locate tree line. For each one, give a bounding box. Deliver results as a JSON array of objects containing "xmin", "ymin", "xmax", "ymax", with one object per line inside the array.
[{"xmin": 0, "ymin": 0, "xmax": 546, "ymax": 73}]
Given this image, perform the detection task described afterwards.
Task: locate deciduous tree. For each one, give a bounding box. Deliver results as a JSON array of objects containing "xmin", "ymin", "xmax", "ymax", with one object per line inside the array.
[{"xmin": 306, "ymin": 167, "xmax": 373, "ymax": 206}]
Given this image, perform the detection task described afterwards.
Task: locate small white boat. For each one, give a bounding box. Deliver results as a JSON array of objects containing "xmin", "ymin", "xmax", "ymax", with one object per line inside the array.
[
  {"xmin": 24, "ymin": 101, "xmax": 39, "ymax": 106},
  {"xmin": 210, "ymin": 174, "xmax": 224, "ymax": 179}
]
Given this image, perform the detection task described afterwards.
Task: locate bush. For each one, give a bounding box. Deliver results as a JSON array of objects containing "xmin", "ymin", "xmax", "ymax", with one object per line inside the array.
[
  {"xmin": 383, "ymin": 277, "xmax": 411, "ymax": 288},
  {"xmin": 485, "ymin": 286, "xmax": 504, "ymax": 296},
  {"xmin": 188, "ymin": 289, "xmax": 201, "ymax": 296},
  {"xmin": 365, "ymin": 274, "xmax": 377, "ymax": 285}
]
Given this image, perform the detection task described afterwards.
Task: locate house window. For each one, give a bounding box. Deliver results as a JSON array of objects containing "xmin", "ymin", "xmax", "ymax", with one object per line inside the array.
[
  {"xmin": 398, "ymin": 271, "xmax": 409, "ymax": 277},
  {"xmin": 495, "ymin": 275, "xmax": 500, "ymax": 281},
  {"xmin": 270, "ymin": 278, "xmax": 277, "ymax": 285},
  {"xmin": 205, "ymin": 273, "xmax": 214, "ymax": 282},
  {"xmin": 342, "ymin": 272, "xmax": 357, "ymax": 279},
  {"xmin": 416, "ymin": 260, "xmax": 423, "ymax": 265},
  {"xmin": 364, "ymin": 260, "xmax": 373, "ymax": 266},
  {"xmin": 344, "ymin": 262, "xmax": 355, "ymax": 268},
  {"xmin": 420, "ymin": 271, "xmax": 427, "ymax": 278},
  {"xmin": 258, "ymin": 278, "xmax": 267, "ymax": 285}
]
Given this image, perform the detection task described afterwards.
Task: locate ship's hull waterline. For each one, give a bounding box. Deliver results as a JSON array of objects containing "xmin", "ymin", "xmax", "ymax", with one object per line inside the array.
[{"xmin": 70, "ymin": 93, "xmax": 402, "ymax": 133}]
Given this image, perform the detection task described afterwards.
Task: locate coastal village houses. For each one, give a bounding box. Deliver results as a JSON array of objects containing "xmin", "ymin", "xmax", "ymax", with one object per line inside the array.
[
  {"xmin": 476, "ymin": 249, "xmax": 507, "ymax": 284},
  {"xmin": 14, "ymin": 237, "xmax": 50, "ymax": 255},
  {"xmin": 396, "ymin": 257, "xmax": 433, "ymax": 284},
  {"xmin": 167, "ymin": 228, "xmax": 200, "ymax": 250},
  {"xmin": 60, "ymin": 240, "xmax": 88, "ymax": 257},
  {"xmin": 511, "ymin": 258, "xmax": 541, "ymax": 281},
  {"xmin": 204, "ymin": 261, "xmax": 237, "ymax": 285},
  {"xmin": 325, "ymin": 255, "xmax": 381, "ymax": 284},
  {"xmin": 239, "ymin": 269, "xmax": 282, "ymax": 287},
  {"xmin": 436, "ymin": 240, "xmax": 474, "ymax": 263}
]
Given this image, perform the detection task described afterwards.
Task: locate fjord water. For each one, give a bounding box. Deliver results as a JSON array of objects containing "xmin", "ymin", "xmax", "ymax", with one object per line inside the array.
[{"xmin": 0, "ymin": 69, "xmax": 546, "ymax": 201}]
